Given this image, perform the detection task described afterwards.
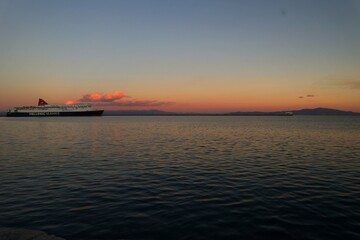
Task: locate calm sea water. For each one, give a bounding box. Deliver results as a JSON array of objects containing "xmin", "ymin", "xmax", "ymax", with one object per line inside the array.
[{"xmin": 0, "ymin": 116, "xmax": 359, "ymax": 240}]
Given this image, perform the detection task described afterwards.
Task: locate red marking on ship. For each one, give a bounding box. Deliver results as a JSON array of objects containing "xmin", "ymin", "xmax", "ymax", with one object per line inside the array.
[{"xmin": 38, "ymin": 98, "xmax": 48, "ymax": 106}]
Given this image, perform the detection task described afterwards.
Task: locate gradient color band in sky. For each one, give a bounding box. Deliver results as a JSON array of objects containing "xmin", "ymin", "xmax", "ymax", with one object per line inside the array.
[{"xmin": 0, "ymin": 0, "xmax": 359, "ymax": 112}]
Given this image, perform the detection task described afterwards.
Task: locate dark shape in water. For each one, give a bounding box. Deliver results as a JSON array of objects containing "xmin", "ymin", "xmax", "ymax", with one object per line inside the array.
[{"xmin": 0, "ymin": 227, "xmax": 65, "ymax": 240}]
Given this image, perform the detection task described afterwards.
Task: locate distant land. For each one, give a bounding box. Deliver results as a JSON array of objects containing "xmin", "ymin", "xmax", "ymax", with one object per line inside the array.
[
  {"xmin": 226, "ymin": 108, "xmax": 360, "ymax": 116},
  {"xmin": 100, "ymin": 108, "xmax": 360, "ymax": 116},
  {"xmin": 0, "ymin": 108, "xmax": 359, "ymax": 117}
]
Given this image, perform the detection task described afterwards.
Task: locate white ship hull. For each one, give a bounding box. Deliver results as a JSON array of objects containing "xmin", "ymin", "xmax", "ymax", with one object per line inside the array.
[
  {"xmin": 7, "ymin": 110, "xmax": 103, "ymax": 117},
  {"xmin": 6, "ymin": 98, "xmax": 104, "ymax": 117}
]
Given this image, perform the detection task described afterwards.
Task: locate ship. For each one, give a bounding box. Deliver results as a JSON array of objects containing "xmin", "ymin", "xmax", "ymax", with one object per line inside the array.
[{"xmin": 6, "ymin": 98, "xmax": 104, "ymax": 117}]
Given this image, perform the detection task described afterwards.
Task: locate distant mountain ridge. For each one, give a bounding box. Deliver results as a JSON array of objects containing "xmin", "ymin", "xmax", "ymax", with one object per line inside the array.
[
  {"xmin": 103, "ymin": 110, "xmax": 175, "ymax": 116},
  {"xmin": 291, "ymin": 108, "xmax": 359, "ymax": 115},
  {"xmin": 1, "ymin": 107, "xmax": 359, "ymax": 116},
  {"xmin": 227, "ymin": 108, "xmax": 360, "ymax": 116},
  {"xmin": 104, "ymin": 107, "xmax": 360, "ymax": 116}
]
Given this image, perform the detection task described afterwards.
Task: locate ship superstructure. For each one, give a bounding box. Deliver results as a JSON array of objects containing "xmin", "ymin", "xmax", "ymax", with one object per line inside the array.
[{"xmin": 7, "ymin": 99, "xmax": 104, "ymax": 117}]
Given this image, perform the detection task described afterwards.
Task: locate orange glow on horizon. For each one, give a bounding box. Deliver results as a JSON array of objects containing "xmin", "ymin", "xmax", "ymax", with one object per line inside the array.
[{"xmin": 0, "ymin": 88, "xmax": 359, "ymax": 113}]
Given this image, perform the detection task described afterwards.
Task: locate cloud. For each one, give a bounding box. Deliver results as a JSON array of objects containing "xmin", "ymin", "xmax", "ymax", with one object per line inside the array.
[
  {"xmin": 66, "ymin": 91, "xmax": 173, "ymax": 107},
  {"xmin": 325, "ymin": 77, "xmax": 360, "ymax": 90},
  {"xmin": 78, "ymin": 91, "xmax": 127, "ymax": 102},
  {"xmin": 298, "ymin": 94, "xmax": 316, "ymax": 99},
  {"xmin": 339, "ymin": 80, "xmax": 360, "ymax": 89}
]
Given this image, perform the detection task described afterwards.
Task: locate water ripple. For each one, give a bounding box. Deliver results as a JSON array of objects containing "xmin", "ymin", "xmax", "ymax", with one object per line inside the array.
[{"xmin": 0, "ymin": 116, "xmax": 359, "ymax": 239}]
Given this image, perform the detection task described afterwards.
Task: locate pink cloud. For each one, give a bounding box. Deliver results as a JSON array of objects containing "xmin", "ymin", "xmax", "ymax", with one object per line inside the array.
[
  {"xmin": 79, "ymin": 91, "xmax": 127, "ymax": 102},
  {"xmin": 65, "ymin": 100, "xmax": 77, "ymax": 105},
  {"xmin": 66, "ymin": 91, "xmax": 173, "ymax": 107}
]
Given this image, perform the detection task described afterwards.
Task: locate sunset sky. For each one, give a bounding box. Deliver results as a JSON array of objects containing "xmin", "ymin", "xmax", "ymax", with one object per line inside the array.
[{"xmin": 0, "ymin": 0, "xmax": 359, "ymax": 112}]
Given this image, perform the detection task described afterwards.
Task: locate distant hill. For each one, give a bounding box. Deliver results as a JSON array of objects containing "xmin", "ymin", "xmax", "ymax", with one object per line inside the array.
[
  {"xmin": 1, "ymin": 107, "xmax": 359, "ymax": 117},
  {"xmin": 290, "ymin": 108, "xmax": 360, "ymax": 116},
  {"xmin": 103, "ymin": 110, "xmax": 177, "ymax": 116},
  {"xmin": 228, "ymin": 108, "xmax": 360, "ymax": 116},
  {"xmin": 104, "ymin": 107, "xmax": 360, "ymax": 116},
  {"xmin": 225, "ymin": 111, "xmax": 291, "ymax": 116}
]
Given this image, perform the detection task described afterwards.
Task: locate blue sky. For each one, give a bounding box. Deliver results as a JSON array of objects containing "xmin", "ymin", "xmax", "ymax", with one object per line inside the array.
[{"xmin": 0, "ymin": 0, "xmax": 359, "ymax": 112}]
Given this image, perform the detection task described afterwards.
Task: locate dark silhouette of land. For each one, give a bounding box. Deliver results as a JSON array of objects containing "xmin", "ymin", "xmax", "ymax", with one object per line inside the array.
[
  {"xmin": 227, "ymin": 107, "xmax": 360, "ymax": 116},
  {"xmin": 1, "ymin": 107, "xmax": 359, "ymax": 117},
  {"xmin": 102, "ymin": 108, "xmax": 359, "ymax": 116}
]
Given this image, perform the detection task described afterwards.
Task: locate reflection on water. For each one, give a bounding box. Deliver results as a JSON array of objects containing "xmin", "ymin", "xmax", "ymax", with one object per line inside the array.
[{"xmin": 0, "ymin": 116, "xmax": 359, "ymax": 240}]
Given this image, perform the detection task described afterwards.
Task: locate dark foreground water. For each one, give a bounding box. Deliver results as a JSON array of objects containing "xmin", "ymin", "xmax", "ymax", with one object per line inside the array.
[{"xmin": 0, "ymin": 116, "xmax": 360, "ymax": 240}]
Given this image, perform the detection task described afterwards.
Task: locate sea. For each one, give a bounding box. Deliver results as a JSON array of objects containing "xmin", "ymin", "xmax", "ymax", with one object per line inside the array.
[{"xmin": 0, "ymin": 116, "xmax": 359, "ymax": 240}]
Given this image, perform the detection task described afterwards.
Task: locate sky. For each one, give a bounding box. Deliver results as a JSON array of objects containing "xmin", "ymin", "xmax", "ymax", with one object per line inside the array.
[{"xmin": 0, "ymin": 0, "xmax": 359, "ymax": 112}]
